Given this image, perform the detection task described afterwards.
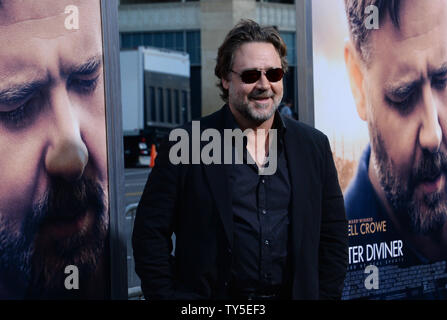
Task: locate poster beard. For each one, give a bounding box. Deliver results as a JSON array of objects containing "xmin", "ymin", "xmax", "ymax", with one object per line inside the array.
[
  {"xmin": 0, "ymin": 177, "xmax": 108, "ymax": 298},
  {"xmin": 370, "ymin": 124, "xmax": 447, "ymax": 237}
]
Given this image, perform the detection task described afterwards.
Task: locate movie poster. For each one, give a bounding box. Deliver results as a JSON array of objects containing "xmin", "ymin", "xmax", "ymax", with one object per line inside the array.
[
  {"xmin": 0, "ymin": 0, "xmax": 111, "ymax": 299},
  {"xmin": 312, "ymin": 0, "xmax": 447, "ymax": 299}
]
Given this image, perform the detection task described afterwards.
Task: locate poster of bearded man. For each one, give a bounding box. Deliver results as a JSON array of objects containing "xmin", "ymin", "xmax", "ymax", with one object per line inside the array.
[
  {"xmin": 311, "ymin": 0, "xmax": 447, "ymax": 299},
  {"xmin": 0, "ymin": 0, "xmax": 126, "ymax": 299}
]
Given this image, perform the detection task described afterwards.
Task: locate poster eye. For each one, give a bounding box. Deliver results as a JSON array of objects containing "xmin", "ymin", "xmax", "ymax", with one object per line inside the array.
[
  {"xmin": 69, "ymin": 75, "xmax": 100, "ymax": 93},
  {"xmin": 432, "ymin": 78, "xmax": 447, "ymax": 90}
]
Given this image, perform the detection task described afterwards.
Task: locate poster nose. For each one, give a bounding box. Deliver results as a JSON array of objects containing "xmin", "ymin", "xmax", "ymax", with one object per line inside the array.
[
  {"xmin": 44, "ymin": 86, "xmax": 89, "ymax": 181},
  {"xmin": 45, "ymin": 138, "xmax": 88, "ymax": 181}
]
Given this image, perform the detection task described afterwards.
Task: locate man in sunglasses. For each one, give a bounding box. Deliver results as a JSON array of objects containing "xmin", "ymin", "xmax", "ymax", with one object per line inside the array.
[{"xmin": 133, "ymin": 19, "xmax": 348, "ymax": 300}]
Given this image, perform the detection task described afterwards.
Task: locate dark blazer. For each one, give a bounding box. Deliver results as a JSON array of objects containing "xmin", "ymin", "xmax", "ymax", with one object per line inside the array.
[{"xmin": 132, "ymin": 105, "xmax": 348, "ymax": 300}]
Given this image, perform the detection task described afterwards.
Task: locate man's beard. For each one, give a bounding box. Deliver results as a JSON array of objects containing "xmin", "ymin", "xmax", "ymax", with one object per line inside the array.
[
  {"xmin": 370, "ymin": 126, "xmax": 447, "ymax": 236},
  {"xmin": 231, "ymin": 88, "xmax": 281, "ymax": 124},
  {"xmin": 0, "ymin": 176, "xmax": 108, "ymax": 297}
]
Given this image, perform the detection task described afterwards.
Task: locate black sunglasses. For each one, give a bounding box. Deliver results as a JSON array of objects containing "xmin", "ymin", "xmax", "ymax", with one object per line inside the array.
[{"xmin": 231, "ymin": 68, "xmax": 284, "ymax": 84}]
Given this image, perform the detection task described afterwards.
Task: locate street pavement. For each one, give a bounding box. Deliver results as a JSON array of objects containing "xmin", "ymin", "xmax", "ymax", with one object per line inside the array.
[
  {"xmin": 125, "ymin": 167, "xmax": 151, "ymax": 207},
  {"xmin": 124, "ymin": 167, "xmax": 151, "ymax": 299}
]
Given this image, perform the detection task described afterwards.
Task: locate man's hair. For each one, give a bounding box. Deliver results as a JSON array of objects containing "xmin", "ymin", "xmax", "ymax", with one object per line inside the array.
[
  {"xmin": 344, "ymin": 0, "xmax": 401, "ymax": 64},
  {"xmin": 215, "ymin": 19, "xmax": 288, "ymax": 102}
]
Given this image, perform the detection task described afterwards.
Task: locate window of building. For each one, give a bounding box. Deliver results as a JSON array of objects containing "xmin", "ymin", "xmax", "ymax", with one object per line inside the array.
[
  {"xmin": 166, "ymin": 88, "xmax": 172, "ymax": 123},
  {"xmin": 186, "ymin": 31, "xmax": 201, "ymax": 66},
  {"xmin": 174, "ymin": 90, "xmax": 180, "ymax": 124},
  {"xmin": 279, "ymin": 31, "xmax": 296, "ymax": 66},
  {"xmin": 147, "ymin": 86, "xmax": 156, "ymax": 122},
  {"xmin": 157, "ymin": 87, "xmax": 164, "ymax": 122},
  {"xmin": 120, "ymin": 31, "xmax": 200, "ymax": 65},
  {"xmin": 121, "ymin": 0, "xmax": 199, "ymax": 4},
  {"xmin": 256, "ymin": 0, "xmax": 295, "ymax": 3},
  {"xmin": 181, "ymin": 90, "xmax": 188, "ymax": 123}
]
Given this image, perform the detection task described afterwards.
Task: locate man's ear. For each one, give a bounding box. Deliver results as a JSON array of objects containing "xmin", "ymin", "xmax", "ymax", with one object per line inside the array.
[
  {"xmin": 344, "ymin": 41, "xmax": 367, "ymax": 121},
  {"xmin": 222, "ymin": 76, "xmax": 229, "ymax": 90}
]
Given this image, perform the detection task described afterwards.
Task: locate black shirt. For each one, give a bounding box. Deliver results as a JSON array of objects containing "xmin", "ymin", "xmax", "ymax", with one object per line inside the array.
[{"xmin": 224, "ymin": 107, "xmax": 291, "ymax": 295}]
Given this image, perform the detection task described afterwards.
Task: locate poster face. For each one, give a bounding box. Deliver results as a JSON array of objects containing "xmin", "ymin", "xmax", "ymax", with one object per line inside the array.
[
  {"xmin": 0, "ymin": 0, "xmax": 110, "ymax": 299},
  {"xmin": 313, "ymin": 0, "xmax": 447, "ymax": 299}
]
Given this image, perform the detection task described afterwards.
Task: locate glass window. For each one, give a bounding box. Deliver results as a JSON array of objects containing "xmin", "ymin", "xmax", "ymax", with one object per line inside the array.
[
  {"xmin": 134, "ymin": 33, "xmax": 144, "ymax": 48},
  {"xmin": 181, "ymin": 90, "xmax": 188, "ymax": 123},
  {"xmin": 166, "ymin": 89, "xmax": 172, "ymax": 123},
  {"xmin": 121, "ymin": 31, "xmax": 201, "ymax": 65},
  {"xmin": 280, "ymin": 32, "xmax": 296, "ymax": 66},
  {"xmin": 165, "ymin": 33, "xmax": 174, "ymax": 50},
  {"xmin": 186, "ymin": 31, "xmax": 201, "ymax": 65},
  {"xmin": 153, "ymin": 33, "xmax": 163, "ymax": 47},
  {"xmin": 174, "ymin": 90, "xmax": 180, "ymax": 124},
  {"xmin": 256, "ymin": 0, "xmax": 294, "ymax": 3},
  {"xmin": 149, "ymin": 87, "xmax": 156, "ymax": 121},
  {"xmin": 121, "ymin": 33, "xmax": 131, "ymax": 48},
  {"xmin": 143, "ymin": 33, "xmax": 153, "ymax": 47},
  {"xmin": 175, "ymin": 32, "xmax": 184, "ymax": 52},
  {"xmin": 157, "ymin": 87, "xmax": 164, "ymax": 122}
]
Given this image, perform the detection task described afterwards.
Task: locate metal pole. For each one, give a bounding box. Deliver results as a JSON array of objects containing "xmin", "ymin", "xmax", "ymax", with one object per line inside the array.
[
  {"xmin": 295, "ymin": 0, "xmax": 315, "ymax": 126},
  {"xmin": 101, "ymin": 0, "xmax": 128, "ymax": 300}
]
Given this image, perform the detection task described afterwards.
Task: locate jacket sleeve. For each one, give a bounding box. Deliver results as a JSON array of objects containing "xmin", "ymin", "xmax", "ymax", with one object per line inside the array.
[
  {"xmin": 132, "ymin": 137, "xmax": 181, "ymax": 300},
  {"xmin": 318, "ymin": 136, "xmax": 349, "ymax": 299}
]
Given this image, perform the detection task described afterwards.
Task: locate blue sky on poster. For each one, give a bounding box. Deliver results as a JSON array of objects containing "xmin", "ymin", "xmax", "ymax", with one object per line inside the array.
[{"xmin": 312, "ymin": 0, "xmax": 369, "ymax": 161}]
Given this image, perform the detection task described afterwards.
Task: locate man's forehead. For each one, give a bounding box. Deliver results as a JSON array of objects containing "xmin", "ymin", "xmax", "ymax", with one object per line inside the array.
[
  {"xmin": 0, "ymin": 0, "xmax": 84, "ymax": 25},
  {"xmin": 0, "ymin": 0, "xmax": 103, "ymax": 89},
  {"xmin": 370, "ymin": 0, "xmax": 447, "ymax": 46},
  {"xmin": 0, "ymin": 0, "xmax": 100, "ymax": 40},
  {"xmin": 233, "ymin": 42, "xmax": 281, "ymax": 69},
  {"xmin": 399, "ymin": 1, "xmax": 446, "ymax": 42},
  {"xmin": 367, "ymin": 0, "xmax": 447, "ymax": 75},
  {"xmin": 0, "ymin": 0, "xmax": 102, "ymax": 65}
]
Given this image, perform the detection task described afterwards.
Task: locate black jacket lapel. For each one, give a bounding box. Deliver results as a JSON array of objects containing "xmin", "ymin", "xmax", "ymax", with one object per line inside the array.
[
  {"xmin": 283, "ymin": 120, "xmax": 310, "ymax": 268},
  {"xmin": 203, "ymin": 162, "xmax": 233, "ymax": 248},
  {"xmin": 200, "ymin": 106, "xmax": 233, "ymax": 248}
]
